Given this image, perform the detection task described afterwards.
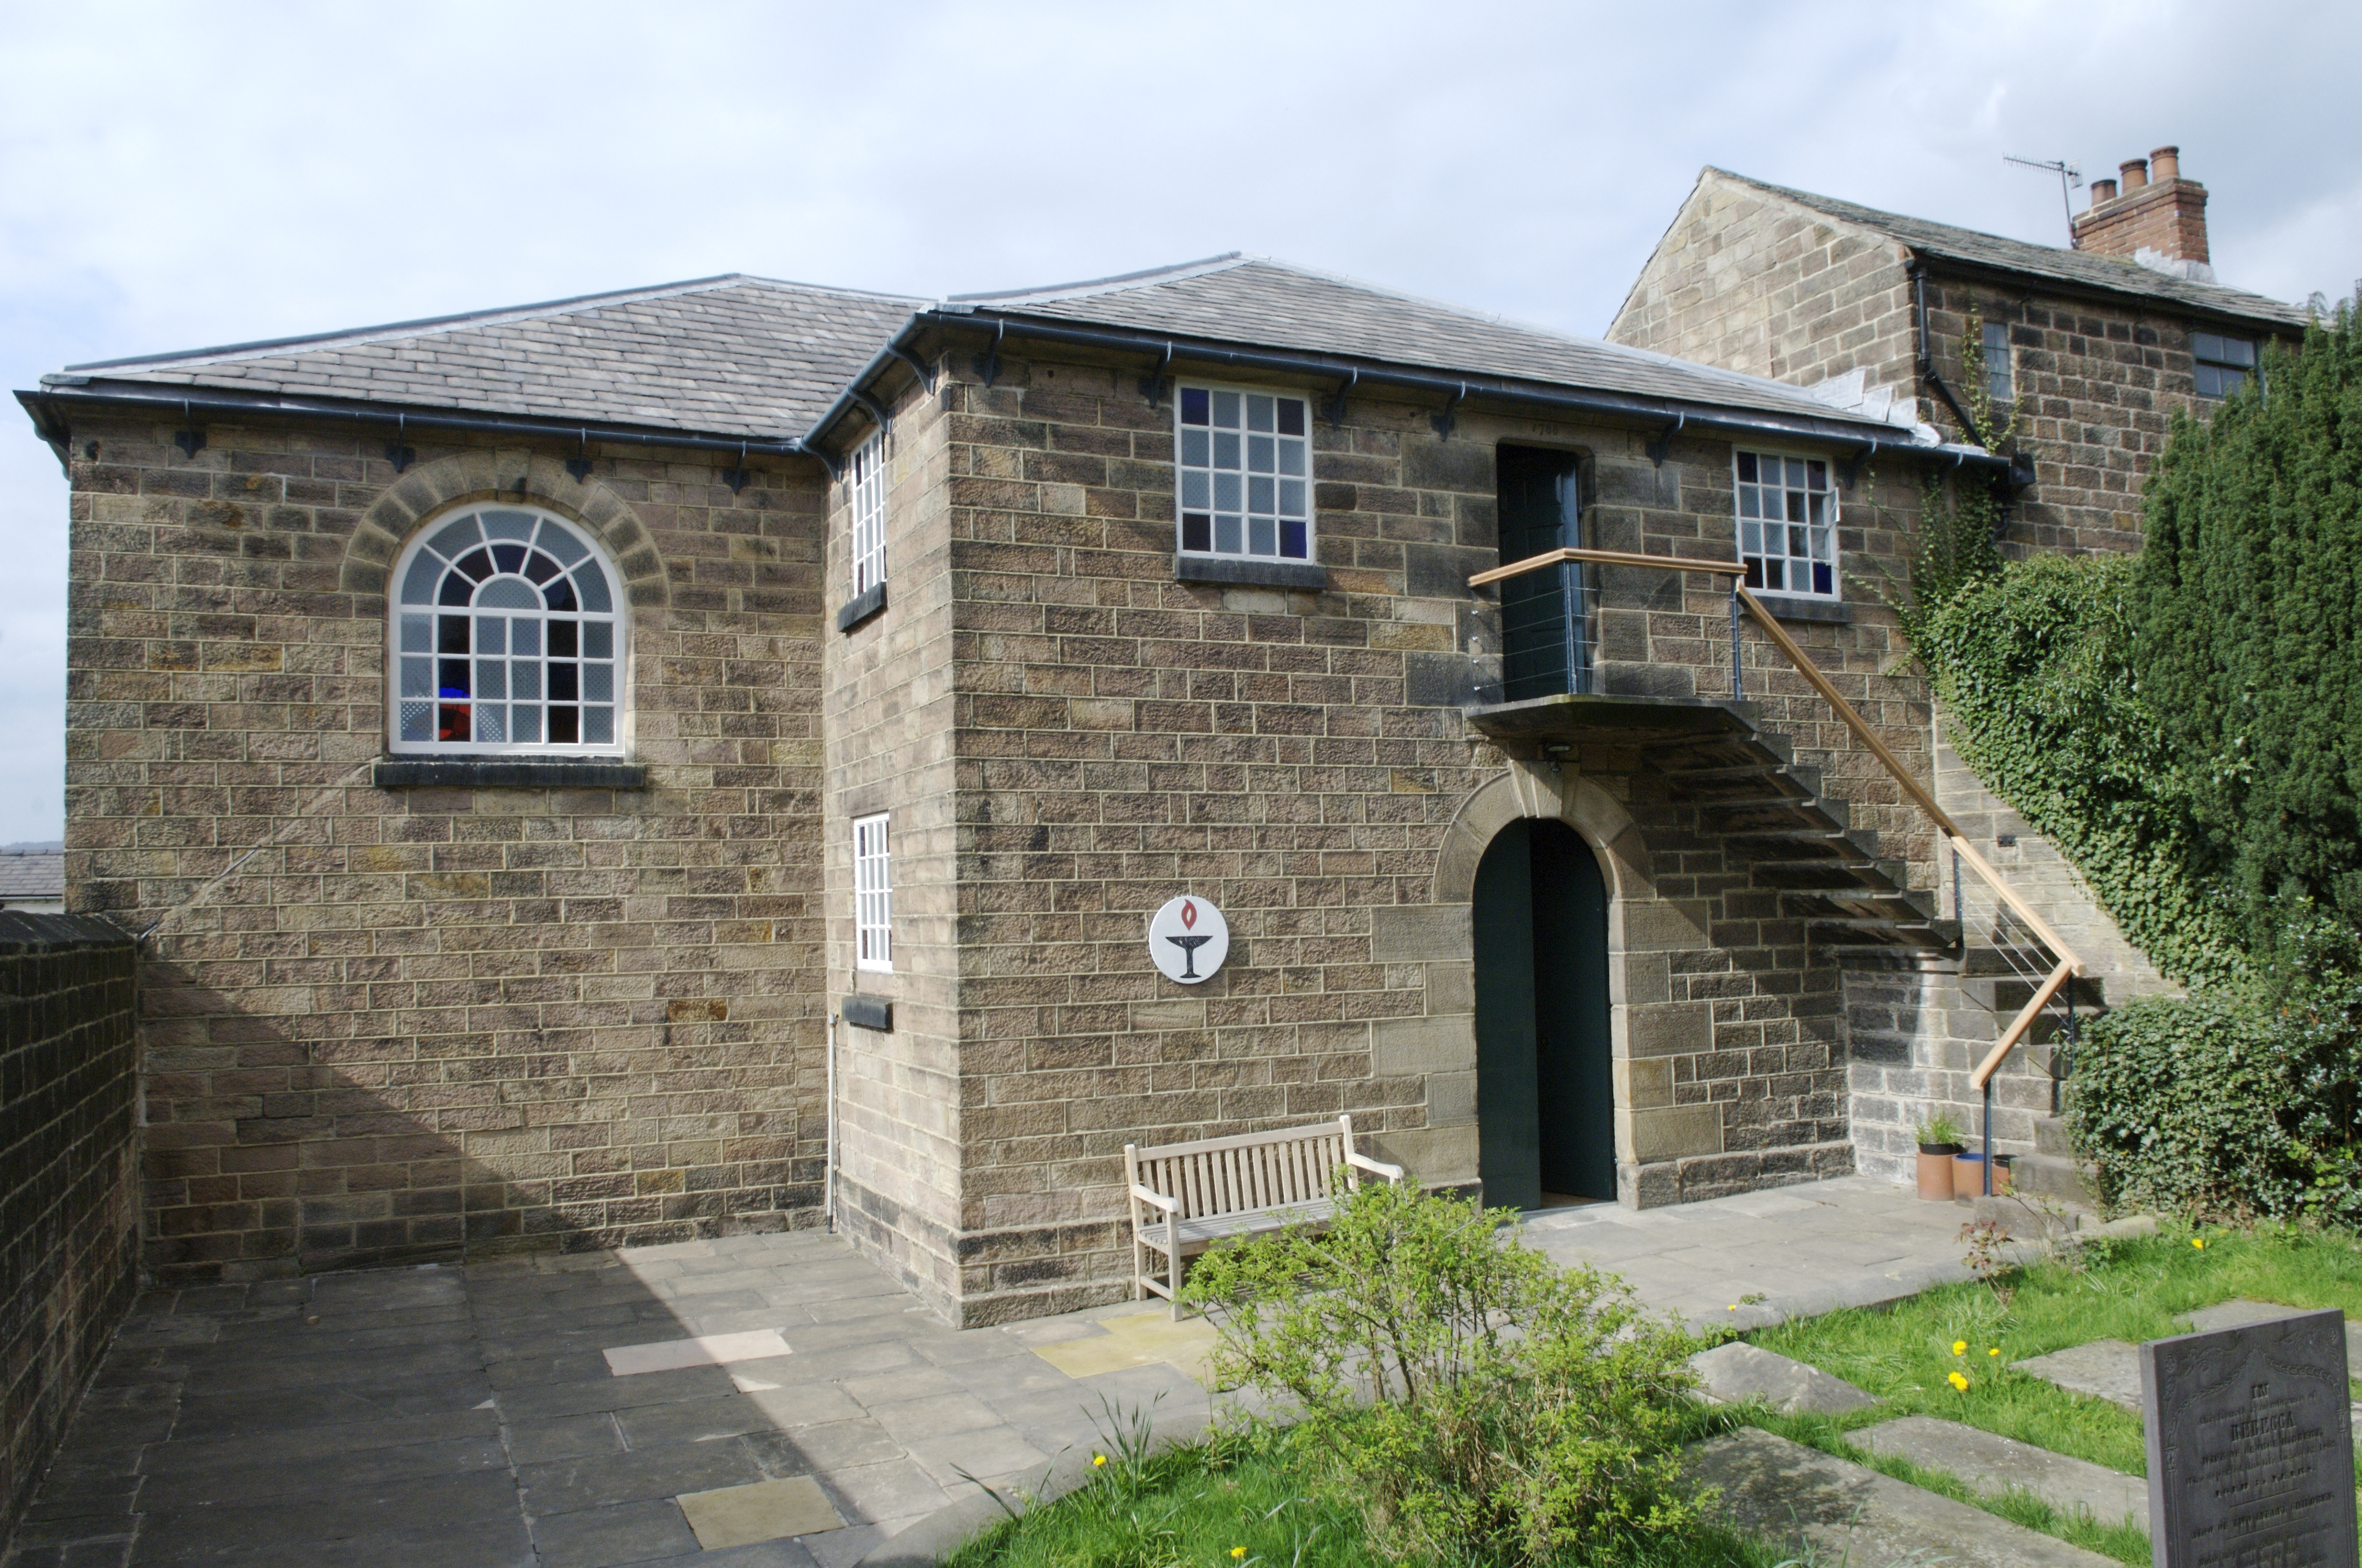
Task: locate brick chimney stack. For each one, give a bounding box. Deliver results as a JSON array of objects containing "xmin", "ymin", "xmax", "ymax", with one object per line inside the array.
[{"xmin": 2071, "ymin": 144, "xmax": 2211, "ymax": 269}]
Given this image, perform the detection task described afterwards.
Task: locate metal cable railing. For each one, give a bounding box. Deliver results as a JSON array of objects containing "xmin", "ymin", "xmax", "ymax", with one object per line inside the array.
[{"xmin": 1471, "ymin": 546, "xmax": 2084, "ymax": 1192}]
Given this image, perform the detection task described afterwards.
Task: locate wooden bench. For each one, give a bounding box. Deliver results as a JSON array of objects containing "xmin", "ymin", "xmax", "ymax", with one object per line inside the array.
[{"xmin": 1124, "ymin": 1115, "xmax": 1404, "ymax": 1317}]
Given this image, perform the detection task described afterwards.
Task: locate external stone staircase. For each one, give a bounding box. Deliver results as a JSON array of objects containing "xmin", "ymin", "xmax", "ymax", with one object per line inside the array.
[
  {"xmin": 1648, "ymin": 705, "xmax": 1958, "ymax": 957},
  {"xmin": 2012, "ymin": 1114, "xmax": 2097, "ymax": 1207}
]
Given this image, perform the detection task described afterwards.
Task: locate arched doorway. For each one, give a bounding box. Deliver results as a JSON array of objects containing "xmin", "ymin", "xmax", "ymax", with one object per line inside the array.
[{"xmin": 1472, "ymin": 818, "xmax": 1615, "ymax": 1209}]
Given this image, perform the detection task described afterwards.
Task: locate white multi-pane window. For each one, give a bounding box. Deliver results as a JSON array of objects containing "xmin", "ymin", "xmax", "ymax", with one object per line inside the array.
[
  {"xmin": 2193, "ymin": 332, "xmax": 2256, "ymax": 399},
  {"xmin": 1735, "ymin": 452, "xmax": 1836, "ymax": 599},
  {"xmin": 1982, "ymin": 320, "xmax": 2014, "ymax": 403},
  {"xmin": 1175, "ymin": 385, "xmax": 1311, "ymax": 561},
  {"xmin": 853, "ymin": 813, "xmax": 891, "ymax": 972},
  {"xmin": 391, "ymin": 506, "xmax": 623, "ymax": 753},
  {"xmin": 849, "ymin": 433, "xmax": 887, "ymax": 594}
]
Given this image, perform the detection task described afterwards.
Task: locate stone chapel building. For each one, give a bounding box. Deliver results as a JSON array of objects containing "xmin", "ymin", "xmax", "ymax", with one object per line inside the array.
[{"xmin": 16, "ymin": 152, "xmax": 2313, "ymax": 1324}]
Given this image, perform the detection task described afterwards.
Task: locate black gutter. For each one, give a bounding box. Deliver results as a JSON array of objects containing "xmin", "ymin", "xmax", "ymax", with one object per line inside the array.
[
  {"xmin": 803, "ymin": 308, "xmax": 2012, "ymax": 478},
  {"xmin": 1906, "ymin": 251, "xmax": 2313, "ymax": 339},
  {"xmin": 16, "ymin": 380, "xmax": 823, "ymax": 478}
]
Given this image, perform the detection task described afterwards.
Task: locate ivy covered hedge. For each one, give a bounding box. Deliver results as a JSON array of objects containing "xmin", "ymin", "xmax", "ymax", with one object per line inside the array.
[{"xmin": 1903, "ymin": 299, "xmax": 2362, "ymax": 1224}]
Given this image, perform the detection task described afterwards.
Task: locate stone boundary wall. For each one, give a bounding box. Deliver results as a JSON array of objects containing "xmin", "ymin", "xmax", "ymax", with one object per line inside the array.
[{"xmin": 0, "ymin": 913, "xmax": 139, "ymax": 1545}]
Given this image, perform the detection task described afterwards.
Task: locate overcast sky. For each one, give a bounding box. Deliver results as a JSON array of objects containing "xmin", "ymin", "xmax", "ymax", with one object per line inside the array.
[{"xmin": 2, "ymin": 0, "xmax": 2354, "ymax": 844}]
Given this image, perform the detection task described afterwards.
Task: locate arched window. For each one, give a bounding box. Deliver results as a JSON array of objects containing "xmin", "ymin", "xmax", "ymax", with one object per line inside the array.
[{"xmin": 390, "ymin": 506, "xmax": 624, "ymax": 754}]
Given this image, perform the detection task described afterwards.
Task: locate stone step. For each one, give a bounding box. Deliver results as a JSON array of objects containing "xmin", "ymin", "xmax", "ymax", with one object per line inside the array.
[
  {"xmin": 1855, "ymin": 1415, "xmax": 2149, "ymax": 1529},
  {"xmin": 1690, "ymin": 1341, "xmax": 1879, "ymax": 1415},
  {"xmin": 2016, "ymin": 1318, "xmax": 2362, "ymax": 1427},
  {"xmin": 2010, "ymin": 1152, "xmax": 2094, "ymax": 1206},
  {"xmin": 1687, "ymin": 1427, "xmax": 2118, "ymax": 1568},
  {"xmin": 2034, "ymin": 1117, "xmax": 2076, "ymax": 1158}
]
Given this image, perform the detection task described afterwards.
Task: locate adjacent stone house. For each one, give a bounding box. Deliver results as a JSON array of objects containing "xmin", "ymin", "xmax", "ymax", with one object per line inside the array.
[
  {"xmin": 24, "ymin": 194, "xmax": 2295, "ymax": 1322},
  {"xmin": 1608, "ymin": 147, "xmax": 2314, "ymax": 1179}
]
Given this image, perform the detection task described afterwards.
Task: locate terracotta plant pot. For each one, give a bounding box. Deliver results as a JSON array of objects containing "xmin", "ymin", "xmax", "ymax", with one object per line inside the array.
[
  {"xmin": 1953, "ymin": 1151, "xmax": 1993, "ymax": 1199},
  {"xmin": 1916, "ymin": 1146, "xmax": 1961, "ymax": 1200},
  {"xmin": 1989, "ymin": 1154, "xmax": 2013, "ymax": 1196}
]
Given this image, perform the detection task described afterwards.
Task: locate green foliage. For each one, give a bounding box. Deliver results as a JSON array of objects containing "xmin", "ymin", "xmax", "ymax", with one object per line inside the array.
[
  {"xmin": 1912, "ymin": 554, "xmax": 2244, "ymax": 985},
  {"xmin": 1914, "ymin": 1111, "xmax": 1964, "ymax": 1149},
  {"xmin": 1183, "ymin": 1180, "xmax": 1706, "ymax": 1565},
  {"xmin": 2071, "ymin": 983, "xmax": 2362, "ymax": 1226},
  {"xmin": 2132, "ymin": 301, "xmax": 2362, "ymax": 980}
]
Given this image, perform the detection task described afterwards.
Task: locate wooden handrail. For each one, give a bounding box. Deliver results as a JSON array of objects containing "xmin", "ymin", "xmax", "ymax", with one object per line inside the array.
[
  {"xmin": 1466, "ymin": 545, "xmax": 1743, "ymax": 589},
  {"xmin": 1464, "ymin": 549, "xmax": 2084, "ymax": 990},
  {"xmin": 1971, "ymin": 957, "xmax": 2074, "ymax": 1091}
]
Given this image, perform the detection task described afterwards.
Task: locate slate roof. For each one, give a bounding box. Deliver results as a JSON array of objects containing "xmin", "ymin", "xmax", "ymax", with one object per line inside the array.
[
  {"xmin": 948, "ymin": 255, "xmax": 1893, "ymax": 428},
  {"xmin": 0, "ymin": 853, "xmax": 63, "ymax": 903},
  {"xmin": 50, "ymin": 276, "xmax": 927, "ymax": 439},
  {"xmin": 1713, "ymin": 170, "xmax": 2314, "ymax": 332}
]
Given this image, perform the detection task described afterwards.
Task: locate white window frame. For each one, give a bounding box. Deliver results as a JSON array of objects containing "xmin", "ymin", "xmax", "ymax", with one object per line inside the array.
[
  {"xmin": 853, "ymin": 813, "xmax": 892, "ymax": 973},
  {"xmin": 1173, "ymin": 383, "xmax": 1314, "ymax": 564},
  {"xmin": 848, "ymin": 433, "xmax": 887, "ymax": 594},
  {"xmin": 1733, "ymin": 450, "xmax": 1839, "ymax": 600},
  {"xmin": 1982, "ymin": 319, "xmax": 2015, "ymax": 404},
  {"xmin": 2192, "ymin": 332, "xmax": 2256, "ymax": 400},
  {"xmin": 388, "ymin": 505, "xmax": 627, "ymax": 757}
]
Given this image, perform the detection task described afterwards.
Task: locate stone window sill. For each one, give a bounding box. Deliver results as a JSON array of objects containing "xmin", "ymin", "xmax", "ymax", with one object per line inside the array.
[
  {"xmin": 837, "ymin": 581, "xmax": 887, "ymax": 632},
  {"xmin": 1751, "ymin": 593, "xmax": 1852, "ymax": 625},
  {"xmin": 1175, "ymin": 556, "xmax": 1327, "ymax": 590},
  {"xmin": 373, "ymin": 758, "xmax": 648, "ymax": 789}
]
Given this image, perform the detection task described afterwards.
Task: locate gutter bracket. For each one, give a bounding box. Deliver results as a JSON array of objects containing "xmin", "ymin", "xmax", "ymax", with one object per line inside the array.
[
  {"xmin": 883, "ymin": 342, "xmax": 937, "ymax": 395},
  {"xmin": 847, "ymin": 388, "xmax": 893, "ymax": 440},
  {"xmin": 720, "ymin": 443, "xmax": 754, "ymax": 495},
  {"xmin": 1138, "ymin": 341, "xmax": 1174, "ymax": 409},
  {"xmin": 807, "ymin": 444, "xmax": 842, "ymax": 483},
  {"xmin": 173, "ymin": 402, "xmax": 205, "ymax": 460},
  {"xmin": 1836, "ymin": 441, "xmax": 1874, "ymax": 492},
  {"xmin": 1320, "ymin": 368, "xmax": 1359, "ymax": 428},
  {"xmin": 974, "ymin": 319, "xmax": 1005, "ymax": 388},
  {"xmin": 1431, "ymin": 381, "xmax": 1467, "ymax": 439},
  {"xmin": 1644, "ymin": 410, "xmax": 1687, "ymax": 468},
  {"xmin": 565, "ymin": 428, "xmax": 593, "ymax": 483}
]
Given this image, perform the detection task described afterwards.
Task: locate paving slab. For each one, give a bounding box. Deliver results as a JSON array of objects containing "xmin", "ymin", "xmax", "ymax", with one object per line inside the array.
[
  {"xmin": 1688, "ymin": 1426, "xmax": 2118, "ymax": 1568},
  {"xmin": 678, "ymin": 1476, "xmax": 843, "ymax": 1549},
  {"xmin": 1691, "ymin": 1341, "xmax": 1880, "ymax": 1414},
  {"xmin": 2014, "ymin": 1339, "xmax": 2144, "ymax": 1410},
  {"xmin": 1855, "ymin": 1415, "xmax": 2150, "ymax": 1527}
]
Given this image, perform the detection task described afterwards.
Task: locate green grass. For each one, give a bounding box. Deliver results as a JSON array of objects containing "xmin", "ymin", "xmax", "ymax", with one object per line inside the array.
[
  {"xmin": 944, "ymin": 1424, "xmax": 1797, "ymax": 1568},
  {"xmin": 1736, "ymin": 1219, "xmax": 2362, "ymax": 1563}
]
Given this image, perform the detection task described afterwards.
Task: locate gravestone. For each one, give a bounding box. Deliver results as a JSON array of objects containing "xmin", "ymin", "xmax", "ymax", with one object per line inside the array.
[{"xmin": 2140, "ymin": 1307, "xmax": 2357, "ymax": 1568}]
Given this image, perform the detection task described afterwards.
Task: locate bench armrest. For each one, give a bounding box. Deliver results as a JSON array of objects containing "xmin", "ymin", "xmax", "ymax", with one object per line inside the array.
[
  {"xmin": 1128, "ymin": 1184, "xmax": 1181, "ymax": 1214},
  {"xmin": 1346, "ymin": 1150, "xmax": 1405, "ymax": 1183}
]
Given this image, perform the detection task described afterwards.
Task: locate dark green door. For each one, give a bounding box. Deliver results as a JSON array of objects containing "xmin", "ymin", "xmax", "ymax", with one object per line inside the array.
[
  {"xmin": 1495, "ymin": 445, "xmax": 1587, "ymax": 701},
  {"xmin": 1473, "ymin": 819, "xmax": 1615, "ymax": 1208}
]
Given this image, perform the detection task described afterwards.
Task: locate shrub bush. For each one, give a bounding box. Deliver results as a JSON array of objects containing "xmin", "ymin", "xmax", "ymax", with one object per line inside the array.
[
  {"xmin": 2070, "ymin": 981, "xmax": 2362, "ymax": 1226},
  {"xmin": 1183, "ymin": 1179, "xmax": 1706, "ymax": 1565}
]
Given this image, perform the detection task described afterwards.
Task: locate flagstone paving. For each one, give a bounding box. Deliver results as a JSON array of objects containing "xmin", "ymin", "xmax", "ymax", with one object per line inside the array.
[{"xmin": 0, "ymin": 1175, "xmax": 2032, "ymax": 1567}]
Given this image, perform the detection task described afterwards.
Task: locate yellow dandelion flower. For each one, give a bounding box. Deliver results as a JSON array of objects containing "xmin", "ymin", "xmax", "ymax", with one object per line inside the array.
[
  {"xmin": 1952, "ymin": 1340, "xmax": 1967, "ymax": 1355},
  {"xmin": 1233, "ymin": 1550, "xmax": 1249, "ymax": 1561},
  {"xmin": 2192, "ymin": 1238, "xmax": 2206, "ymax": 1249},
  {"xmin": 1948, "ymin": 1371, "xmax": 1969, "ymax": 1391},
  {"xmin": 1092, "ymin": 1454, "xmax": 1107, "ymax": 1467},
  {"xmin": 1988, "ymin": 1348, "xmax": 2001, "ymax": 1357}
]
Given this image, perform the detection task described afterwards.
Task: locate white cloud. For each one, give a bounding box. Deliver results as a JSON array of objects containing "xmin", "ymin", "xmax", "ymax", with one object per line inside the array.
[{"xmin": 1, "ymin": 0, "xmax": 2353, "ymax": 837}]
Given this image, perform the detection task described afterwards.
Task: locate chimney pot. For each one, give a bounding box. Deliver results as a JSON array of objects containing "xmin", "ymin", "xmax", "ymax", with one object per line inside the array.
[
  {"xmin": 2120, "ymin": 158, "xmax": 2149, "ymax": 191},
  {"xmin": 2090, "ymin": 178, "xmax": 2118, "ymax": 206},
  {"xmin": 2073, "ymin": 147, "xmax": 2209, "ymax": 268},
  {"xmin": 2150, "ymin": 145, "xmax": 2181, "ymax": 183}
]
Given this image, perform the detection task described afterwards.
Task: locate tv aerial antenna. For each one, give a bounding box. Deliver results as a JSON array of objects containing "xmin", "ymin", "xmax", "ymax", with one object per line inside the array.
[{"xmin": 2005, "ymin": 156, "xmax": 2084, "ymax": 245}]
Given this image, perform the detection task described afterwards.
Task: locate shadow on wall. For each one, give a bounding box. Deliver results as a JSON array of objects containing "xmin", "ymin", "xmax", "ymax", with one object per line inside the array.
[{"xmin": 131, "ymin": 900, "xmax": 830, "ymax": 1284}]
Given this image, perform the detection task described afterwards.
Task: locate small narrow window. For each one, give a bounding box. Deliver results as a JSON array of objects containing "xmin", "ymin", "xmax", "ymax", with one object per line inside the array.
[
  {"xmin": 1982, "ymin": 321, "xmax": 2013, "ymax": 404},
  {"xmin": 390, "ymin": 506, "xmax": 624, "ymax": 754},
  {"xmin": 2192, "ymin": 332, "xmax": 2256, "ymax": 399},
  {"xmin": 849, "ymin": 433, "xmax": 887, "ymax": 594},
  {"xmin": 1734, "ymin": 451, "xmax": 1837, "ymax": 599},
  {"xmin": 1175, "ymin": 384, "xmax": 1312, "ymax": 561},
  {"xmin": 853, "ymin": 813, "xmax": 891, "ymax": 973}
]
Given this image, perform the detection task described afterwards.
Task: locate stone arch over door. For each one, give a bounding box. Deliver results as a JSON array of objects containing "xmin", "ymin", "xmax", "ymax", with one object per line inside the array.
[
  {"xmin": 338, "ymin": 448, "xmax": 668, "ymax": 606},
  {"xmin": 1364, "ymin": 761, "xmax": 1727, "ymax": 1204}
]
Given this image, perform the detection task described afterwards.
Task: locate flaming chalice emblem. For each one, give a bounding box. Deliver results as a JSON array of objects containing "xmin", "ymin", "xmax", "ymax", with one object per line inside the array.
[{"xmin": 1163, "ymin": 898, "xmax": 1215, "ymax": 980}]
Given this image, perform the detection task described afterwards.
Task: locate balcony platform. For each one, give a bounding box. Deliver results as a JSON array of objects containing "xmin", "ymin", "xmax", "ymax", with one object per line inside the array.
[{"xmin": 1466, "ymin": 692, "xmax": 1760, "ymax": 748}]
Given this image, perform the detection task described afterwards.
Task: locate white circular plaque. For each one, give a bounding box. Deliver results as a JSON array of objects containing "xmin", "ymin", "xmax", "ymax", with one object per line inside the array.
[{"xmin": 1147, "ymin": 895, "xmax": 1229, "ymax": 984}]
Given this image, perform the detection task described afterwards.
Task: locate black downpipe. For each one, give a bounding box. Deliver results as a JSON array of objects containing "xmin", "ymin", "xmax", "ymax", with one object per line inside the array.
[{"xmin": 1910, "ymin": 259, "xmax": 1984, "ymax": 441}]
